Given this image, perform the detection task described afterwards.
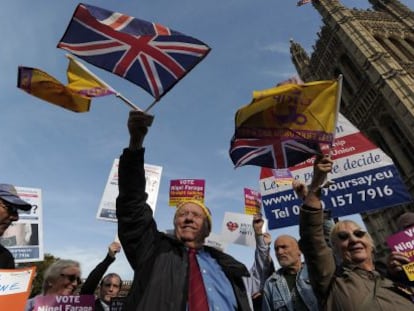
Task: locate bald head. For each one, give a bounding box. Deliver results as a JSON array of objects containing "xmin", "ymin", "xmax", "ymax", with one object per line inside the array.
[{"xmin": 274, "ymin": 235, "xmax": 302, "ymax": 272}]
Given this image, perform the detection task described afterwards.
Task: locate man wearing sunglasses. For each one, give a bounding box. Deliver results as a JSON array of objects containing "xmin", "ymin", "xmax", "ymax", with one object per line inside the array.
[
  {"xmin": 0, "ymin": 183, "xmax": 32, "ymax": 268},
  {"xmin": 299, "ymin": 155, "xmax": 414, "ymax": 310}
]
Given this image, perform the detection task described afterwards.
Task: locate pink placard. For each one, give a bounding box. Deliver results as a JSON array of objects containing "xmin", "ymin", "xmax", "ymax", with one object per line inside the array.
[
  {"xmin": 169, "ymin": 179, "xmax": 205, "ymax": 206},
  {"xmin": 386, "ymin": 225, "xmax": 414, "ymax": 261},
  {"xmin": 244, "ymin": 188, "xmax": 261, "ymax": 215}
]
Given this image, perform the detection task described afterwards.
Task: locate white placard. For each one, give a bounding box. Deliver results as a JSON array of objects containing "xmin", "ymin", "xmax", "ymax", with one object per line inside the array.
[
  {"xmin": 221, "ymin": 212, "xmax": 268, "ymax": 248},
  {"xmin": 96, "ymin": 159, "xmax": 162, "ymax": 221},
  {"xmin": 0, "ymin": 187, "xmax": 43, "ymax": 263}
]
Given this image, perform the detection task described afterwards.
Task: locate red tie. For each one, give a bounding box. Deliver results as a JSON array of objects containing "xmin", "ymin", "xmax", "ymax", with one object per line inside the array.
[{"xmin": 188, "ymin": 248, "xmax": 209, "ymax": 311}]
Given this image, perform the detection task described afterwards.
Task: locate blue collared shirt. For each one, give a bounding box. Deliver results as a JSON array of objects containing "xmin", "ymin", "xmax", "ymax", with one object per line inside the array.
[{"xmin": 195, "ymin": 248, "xmax": 237, "ymax": 311}]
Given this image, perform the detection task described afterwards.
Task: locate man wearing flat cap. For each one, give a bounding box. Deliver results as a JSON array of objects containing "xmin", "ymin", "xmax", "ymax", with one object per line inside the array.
[
  {"xmin": 116, "ymin": 111, "xmax": 251, "ymax": 311},
  {"xmin": 0, "ymin": 184, "xmax": 32, "ymax": 268}
]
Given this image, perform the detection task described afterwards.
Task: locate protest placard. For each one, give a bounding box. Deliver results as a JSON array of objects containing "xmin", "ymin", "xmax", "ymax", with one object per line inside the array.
[
  {"xmin": 97, "ymin": 159, "xmax": 162, "ymax": 221},
  {"xmin": 260, "ymin": 114, "xmax": 413, "ymax": 229},
  {"xmin": 33, "ymin": 295, "xmax": 95, "ymax": 310},
  {"xmin": 243, "ymin": 188, "xmax": 261, "ymax": 215},
  {"xmin": 0, "ymin": 266, "xmax": 36, "ymax": 311},
  {"xmin": 204, "ymin": 232, "xmax": 228, "ymax": 252},
  {"xmin": 221, "ymin": 212, "xmax": 267, "ymax": 247},
  {"xmin": 387, "ymin": 225, "xmax": 414, "ymax": 281},
  {"xmin": 169, "ymin": 179, "xmax": 205, "ymax": 206},
  {"xmin": 0, "ymin": 187, "xmax": 43, "ymax": 263}
]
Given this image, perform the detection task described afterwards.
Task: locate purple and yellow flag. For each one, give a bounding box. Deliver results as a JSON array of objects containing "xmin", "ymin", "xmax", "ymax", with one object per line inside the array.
[
  {"xmin": 66, "ymin": 56, "xmax": 115, "ymax": 98},
  {"xmin": 18, "ymin": 57, "xmax": 114, "ymax": 112},
  {"xmin": 18, "ymin": 66, "xmax": 91, "ymax": 112},
  {"xmin": 230, "ymin": 79, "xmax": 340, "ymax": 169}
]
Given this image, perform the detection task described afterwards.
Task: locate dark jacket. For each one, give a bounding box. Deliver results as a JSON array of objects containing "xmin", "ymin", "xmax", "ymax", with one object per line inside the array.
[
  {"xmin": 80, "ymin": 253, "xmax": 115, "ymax": 310},
  {"xmin": 0, "ymin": 244, "xmax": 15, "ymax": 268},
  {"xmin": 116, "ymin": 148, "xmax": 251, "ymax": 311}
]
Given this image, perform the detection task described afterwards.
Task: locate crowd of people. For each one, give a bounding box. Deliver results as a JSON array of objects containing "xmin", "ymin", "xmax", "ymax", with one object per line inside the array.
[{"xmin": 0, "ymin": 110, "xmax": 413, "ymax": 310}]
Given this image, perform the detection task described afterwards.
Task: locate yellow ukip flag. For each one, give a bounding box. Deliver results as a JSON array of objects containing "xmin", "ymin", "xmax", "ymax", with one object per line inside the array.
[
  {"xmin": 17, "ymin": 66, "xmax": 91, "ymax": 112},
  {"xmin": 66, "ymin": 55, "xmax": 115, "ymax": 98},
  {"xmin": 229, "ymin": 78, "xmax": 342, "ymax": 169},
  {"xmin": 235, "ymin": 79, "xmax": 340, "ymax": 143},
  {"xmin": 18, "ymin": 56, "xmax": 115, "ymax": 112}
]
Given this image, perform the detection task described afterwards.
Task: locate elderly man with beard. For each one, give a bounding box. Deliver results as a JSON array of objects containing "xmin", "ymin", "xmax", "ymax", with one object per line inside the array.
[
  {"xmin": 0, "ymin": 184, "xmax": 32, "ymax": 268},
  {"xmin": 262, "ymin": 234, "xmax": 319, "ymax": 311},
  {"xmin": 299, "ymin": 154, "xmax": 414, "ymax": 310},
  {"xmin": 116, "ymin": 110, "xmax": 251, "ymax": 311}
]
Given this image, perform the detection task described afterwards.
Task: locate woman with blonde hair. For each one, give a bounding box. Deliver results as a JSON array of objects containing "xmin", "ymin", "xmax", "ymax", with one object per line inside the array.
[
  {"xmin": 299, "ymin": 155, "xmax": 414, "ymax": 310},
  {"xmin": 25, "ymin": 259, "xmax": 82, "ymax": 311}
]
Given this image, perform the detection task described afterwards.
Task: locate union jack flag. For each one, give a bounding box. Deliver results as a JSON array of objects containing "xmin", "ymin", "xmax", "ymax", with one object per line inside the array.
[
  {"xmin": 58, "ymin": 4, "xmax": 211, "ymax": 100},
  {"xmin": 229, "ymin": 137, "xmax": 319, "ymax": 169},
  {"xmin": 297, "ymin": 0, "xmax": 312, "ymax": 7}
]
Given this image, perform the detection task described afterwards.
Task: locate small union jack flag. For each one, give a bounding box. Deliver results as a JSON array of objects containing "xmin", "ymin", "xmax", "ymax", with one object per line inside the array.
[
  {"xmin": 297, "ymin": 0, "xmax": 312, "ymax": 7},
  {"xmin": 58, "ymin": 4, "xmax": 211, "ymax": 100},
  {"xmin": 229, "ymin": 137, "xmax": 319, "ymax": 169}
]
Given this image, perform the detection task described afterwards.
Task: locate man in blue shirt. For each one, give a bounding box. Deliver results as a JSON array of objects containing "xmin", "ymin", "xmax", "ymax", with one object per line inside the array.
[{"xmin": 116, "ymin": 110, "xmax": 251, "ymax": 311}]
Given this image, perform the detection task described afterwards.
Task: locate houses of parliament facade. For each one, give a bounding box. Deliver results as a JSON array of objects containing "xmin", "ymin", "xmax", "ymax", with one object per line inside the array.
[{"xmin": 290, "ymin": 0, "xmax": 414, "ymax": 262}]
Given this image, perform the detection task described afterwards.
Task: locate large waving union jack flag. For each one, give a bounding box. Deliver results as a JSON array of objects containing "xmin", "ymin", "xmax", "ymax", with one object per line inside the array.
[{"xmin": 58, "ymin": 3, "xmax": 211, "ymax": 100}]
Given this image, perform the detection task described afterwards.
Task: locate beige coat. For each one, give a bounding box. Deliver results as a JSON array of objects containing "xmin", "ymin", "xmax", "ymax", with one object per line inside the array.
[{"xmin": 299, "ymin": 207, "xmax": 414, "ymax": 311}]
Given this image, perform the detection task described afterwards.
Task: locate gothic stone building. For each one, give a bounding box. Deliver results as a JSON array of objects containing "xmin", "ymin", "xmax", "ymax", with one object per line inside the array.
[{"xmin": 290, "ymin": 0, "xmax": 414, "ymax": 263}]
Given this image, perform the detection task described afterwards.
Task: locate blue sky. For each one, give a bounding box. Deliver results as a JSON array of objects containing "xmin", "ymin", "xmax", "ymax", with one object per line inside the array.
[{"xmin": 2, "ymin": 0, "xmax": 412, "ymax": 280}]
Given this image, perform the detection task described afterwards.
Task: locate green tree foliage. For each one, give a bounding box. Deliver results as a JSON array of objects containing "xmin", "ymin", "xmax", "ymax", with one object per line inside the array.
[{"xmin": 19, "ymin": 253, "xmax": 60, "ymax": 297}]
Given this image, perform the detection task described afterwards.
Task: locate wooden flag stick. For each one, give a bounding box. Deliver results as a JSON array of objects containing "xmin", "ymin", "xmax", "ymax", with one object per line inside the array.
[{"xmin": 65, "ymin": 54, "xmax": 143, "ymax": 111}]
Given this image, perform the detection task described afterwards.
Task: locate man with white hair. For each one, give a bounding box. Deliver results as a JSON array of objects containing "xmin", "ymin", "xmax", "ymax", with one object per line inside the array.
[
  {"xmin": 0, "ymin": 184, "xmax": 32, "ymax": 268},
  {"xmin": 116, "ymin": 110, "xmax": 251, "ymax": 311}
]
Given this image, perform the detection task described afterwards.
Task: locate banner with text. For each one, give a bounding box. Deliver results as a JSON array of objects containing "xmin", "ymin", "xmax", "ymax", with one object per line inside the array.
[
  {"xmin": 33, "ymin": 295, "xmax": 94, "ymax": 310},
  {"xmin": 387, "ymin": 225, "xmax": 414, "ymax": 281},
  {"xmin": 0, "ymin": 187, "xmax": 43, "ymax": 263},
  {"xmin": 0, "ymin": 266, "xmax": 36, "ymax": 311},
  {"xmin": 97, "ymin": 159, "xmax": 162, "ymax": 221},
  {"xmin": 260, "ymin": 114, "xmax": 412, "ymax": 229},
  {"xmin": 169, "ymin": 179, "xmax": 205, "ymax": 206}
]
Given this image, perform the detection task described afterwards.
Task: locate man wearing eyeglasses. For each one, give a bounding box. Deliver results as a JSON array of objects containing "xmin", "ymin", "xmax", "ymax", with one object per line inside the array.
[
  {"xmin": 299, "ymin": 155, "xmax": 414, "ymax": 310},
  {"xmin": 0, "ymin": 183, "xmax": 32, "ymax": 268}
]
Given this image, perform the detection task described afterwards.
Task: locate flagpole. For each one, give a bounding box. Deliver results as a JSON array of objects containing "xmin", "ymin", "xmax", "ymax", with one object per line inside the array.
[
  {"xmin": 331, "ymin": 74, "xmax": 343, "ymax": 144},
  {"xmin": 115, "ymin": 93, "xmax": 143, "ymax": 111},
  {"xmin": 65, "ymin": 54, "xmax": 143, "ymax": 111},
  {"xmin": 324, "ymin": 74, "xmax": 343, "ymax": 188},
  {"xmin": 144, "ymin": 99, "xmax": 159, "ymax": 113}
]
